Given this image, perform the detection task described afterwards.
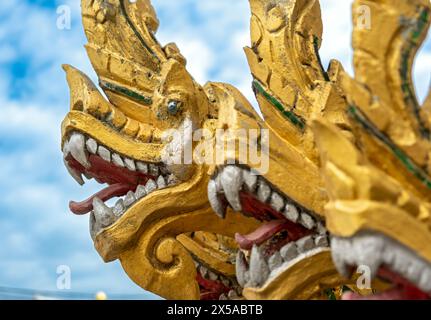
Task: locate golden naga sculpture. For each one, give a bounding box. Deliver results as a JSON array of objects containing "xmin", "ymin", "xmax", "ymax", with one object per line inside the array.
[
  {"xmin": 59, "ymin": 0, "xmax": 381, "ymax": 300},
  {"xmin": 313, "ymin": 0, "xmax": 431, "ymax": 300}
]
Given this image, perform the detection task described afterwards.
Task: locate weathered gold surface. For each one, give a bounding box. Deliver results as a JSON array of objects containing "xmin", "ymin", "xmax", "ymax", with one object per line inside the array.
[
  {"xmin": 313, "ymin": 0, "xmax": 431, "ymax": 285},
  {"xmin": 119, "ymin": 209, "xmax": 258, "ymax": 300}
]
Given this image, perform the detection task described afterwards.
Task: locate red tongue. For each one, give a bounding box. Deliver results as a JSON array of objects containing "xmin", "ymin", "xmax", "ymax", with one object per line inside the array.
[
  {"xmin": 69, "ymin": 183, "xmax": 134, "ymax": 215},
  {"xmin": 235, "ymin": 220, "xmax": 291, "ymax": 250}
]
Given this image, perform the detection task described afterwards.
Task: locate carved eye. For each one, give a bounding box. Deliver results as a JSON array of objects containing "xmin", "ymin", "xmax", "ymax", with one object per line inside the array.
[{"xmin": 167, "ymin": 100, "xmax": 181, "ymax": 115}]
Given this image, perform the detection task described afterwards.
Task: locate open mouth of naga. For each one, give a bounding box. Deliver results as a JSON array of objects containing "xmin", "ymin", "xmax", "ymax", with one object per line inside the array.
[
  {"xmin": 63, "ymin": 131, "xmax": 179, "ymax": 239},
  {"xmin": 208, "ymin": 165, "xmax": 330, "ymax": 290},
  {"xmin": 332, "ymin": 233, "xmax": 431, "ymax": 300}
]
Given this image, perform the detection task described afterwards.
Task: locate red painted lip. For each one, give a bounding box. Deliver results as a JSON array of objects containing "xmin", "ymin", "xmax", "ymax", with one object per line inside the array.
[{"xmin": 66, "ymin": 154, "xmax": 154, "ymax": 215}]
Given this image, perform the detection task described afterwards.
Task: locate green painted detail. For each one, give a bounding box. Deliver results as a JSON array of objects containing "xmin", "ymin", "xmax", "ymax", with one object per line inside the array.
[
  {"xmin": 252, "ymin": 80, "xmax": 306, "ymax": 131},
  {"xmin": 100, "ymin": 80, "xmax": 153, "ymax": 106},
  {"xmin": 399, "ymin": 7, "xmax": 430, "ymax": 139},
  {"xmin": 348, "ymin": 105, "xmax": 431, "ymax": 190},
  {"xmin": 412, "ymin": 9, "xmax": 430, "ymax": 41}
]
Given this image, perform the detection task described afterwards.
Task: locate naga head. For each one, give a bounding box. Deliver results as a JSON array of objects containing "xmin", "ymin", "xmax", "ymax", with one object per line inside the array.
[{"xmin": 313, "ymin": 0, "xmax": 431, "ymax": 300}]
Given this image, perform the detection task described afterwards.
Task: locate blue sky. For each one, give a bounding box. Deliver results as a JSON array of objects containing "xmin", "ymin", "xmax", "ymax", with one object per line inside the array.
[{"xmin": 0, "ymin": 0, "xmax": 429, "ymax": 299}]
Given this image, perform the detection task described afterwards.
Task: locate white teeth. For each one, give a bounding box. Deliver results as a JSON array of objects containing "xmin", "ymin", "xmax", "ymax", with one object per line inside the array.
[
  {"xmin": 98, "ymin": 146, "xmax": 111, "ymax": 162},
  {"xmin": 145, "ymin": 179, "xmax": 157, "ymax": 194},
  {"xmin": 124, "ymin": 158, "xmax": 136, "ymax": 171},
  {"xmin": 135, "ymin": 185, "xmax": 147, "ymax": 199},
  {"xmin": 199, "ymin": 265, "xmax": 208, "ymax": 278},
  {"xmin": 86, "ymin": 138, "xmax": 98, "ymax": 155},
  {"xmin": 243, "ymin": 170, "xmax": 258, "ymax": 192},
  {"xmin": 248, "ymin": 245, "xmax": 270, "ymax": 287},
  {"xmin": 69, "ymin": 133, "xmax": 90, "ymax": 168},
  {"xmin": 296, "ymin": 236, "xmax": 315, "ymax": 253},
  {"xmin": 89, "ymin": 212, "xmax": 99, "ymax": 241},
  {"xmin": 157, "ymin": 176, "xmax": 166, "ymax": 189},
  {"xmin": 331, "ymin": 237, "xmax": 355, "ymax": 278},
  {"xmin": 419, "ymin": 270, "xmax": 431, "ymax": 293},
  {"xmin": 208, "ymin": 270, "xmax": 218, "ymax": 281},
  {"xmin": 149, "ymin": 164, "xmax": 159, "ymax": 176},
  {"xmin": 228, "ymin": 290, "xmax": 238, "ymax": 300},
  {"xmin": 219, "ymin": 294, "xmax": 228, "ymax": 300},
  {"xmin": 257, "ymin": 179, "xmax": 271, "ymax": 203},
  {"xmin": 83, "ymin": 172, "xmax": 93, "ymax": 180},
  {"xmin": 208, "ymin": 179, "xmax": 227, "ymax": 219},
  {"xmin": 284, "ymin": 204, "xmax": 299, "ymax": 222},
  {"xmin": 406, "ymin": 262, "xmax": 424, "ymax": 286},
  {"xmin": 316, "ymin": 221, "xmax": 327, "ymax": 235},
  {"xmin": 193, "ymin": 260, "xmax": 199, "ymax": 268},
  {"xmin": 331, "ymin": 233, "xmax": 385, "ymax": 280},
  {"xmin": 221, "ymin": 278, "xmax": 230, "ymax": 288},
  {"xmin": 92, "ymin": 197, "xmax": 115, "ymax": 227},
  {"xmin": 280, "ymin": 243, "xmax": 298, "ymax": 262},
  {"xmin": 123, "ymin": 191, "xmax": 136, "ymax": 207},
  {"xmin": 63, "ymin": 140, "xmax": 69, "ymax": 154},
  {"xmin": 268, "ymin": 252, "xmax": 283, "ymax": 271},
  {"xmin": 299, "ymin": 212, "xmax": 315, "ymax": 230},
  {"xmin": 353, "ymin": 233, "xmax": 384, "ymax": 279},
  {"xmin": 270, "ymin": 192, "xmax": 285, "ymax": 212},
  {"xmin": 136, "ymin": 162, "xmax": 148, "ymax": 174},
  {"xmin": 314, "ymin": 235, "xmax": 329, "ymax": 248},
  {"xmin": 112, "ymin": 153, "xmax": 125, "ymax": 168},
  {"xmin": 220, "ymin": 166, "xmax": 243, "ymax": 212},
  {"xmin": 167, "ymin": 174, "xmax": 178, "ymax": 186},
  {"xmin": 236, "ymin": 251, "xmax": 249, "ymax": 287},
  {"xmin": 113, "ymin": 199, "xmax": 124, "ymax": 217},
  {"xmin": 160, "ymin": 166, "xmax": 170, "ymax": 175},
  {"xmin": 63, "ymin": 158, "xmax": 84, "ymax": 186}
]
